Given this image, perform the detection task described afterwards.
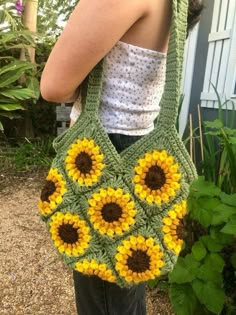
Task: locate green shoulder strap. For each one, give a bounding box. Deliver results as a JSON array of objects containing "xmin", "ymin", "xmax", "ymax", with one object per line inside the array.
[
  {"xmin": 81, "ymin": 0, "xmax": 188, "ymax": 128},
  {"xmin": 157, "ymin": 0, "xmax": 188, "ymax": 127}
]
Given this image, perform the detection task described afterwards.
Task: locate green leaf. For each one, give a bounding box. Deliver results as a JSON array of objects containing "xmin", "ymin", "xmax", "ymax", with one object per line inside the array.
[
  {"xmin": 0, "ymin": 66, "xmax": 35, "ymax": 88},
  {"xmin": 204, "ymin": 119, "xmax": 223, "ymax": 129},
  {"xmin": 204, "ymin": 253, "xmax": 225, "ymax": 273},
  {"xmin": 0, "ymin": 96, "xmax": 18, "ymax": 103},
  {"xmin": 0, "ymin": 120, "xmax": 3, "ymax": 131},
  {"xmin": 190, "ymin": 205, "xmax": 212, "ymax": 228},
  {"xmin": 204, "ymin": 130, "xmax": 221, "ymax": 136},
  {"xmin": 209, "ymin": 227, "xmax": 234, "ymax": 245},
  {"xmin": 0, "ymin": 111, "xmax": 22, "ymax": 119},
  {"xmin": 1, "ymin": 88, "xmax": 37, "ymax": 100},
  {"xmin": 0, "ymin": 60, "xmax": 34, "ymax": 76},
  {"xmin": 212, "ymin": 83, "xmax": 223, "ymax": 122},
  {"xmin": 26, "ymin": 77, "xmax": 40, "ymax": 99},
  {"xmin": 200, "ymin": 197, "xmax": 221, "ymax": 210},
  {"xmin": 197, "ymin": 265, "xmax": 222, "ymax": 284},
  {"xmin": 189, "ymin": 197, "xmax": 220, "ymax": 228},
  {"xmin": 192, "ymin": 279, "xmax": 225, "ymax": 314},
  {"xmin": 220, "ymin": 215, "xmax": 236, "ymax": 235},
  {"xmin": 169, "ymin": 255, "xmax": 199, "ymax": 284},
  {"xmin": 147, "ymin": 278, "xmax": 158, "ymax": 289},
  {"xmin": 211, "ymin": 203, "xmax": 236, "ymax": 225},
  {"xmin": 192, "ymin": 241, "xmax": 207, "ymax": 261},
  {"xmin": 2, "ymin": 43, "xmax": 34, "ymax": 50},
  {"xmin": 190, "ymin": 177, "xmax": 221, "ymax": 198},
  {"xmin": 201, "ymin": 236, "xmax": 224, "ymax": 252},
  {"xmin": 220, "ymin": 192, "xmax": 236, "ymax": 207},
  {"xmin": 158, "ymin": 280, "xmax": 169, "ymax": 291},
  {"xmin": 0, "ymin": 104, "xmax": 25, "ymax": 111},
  {"xmin": 229, "ymin": 136, "xmax": 236, "ymax": 145},
  {"xmin": 148, "ymin": 278, "xmax": 169, "ymax": 290},
  {"xmin": 220, "ymin": 128, "xmax": 236, "ymax": 189},
  {"xmin": 0, "ymin": 72, "xmax": 23, "ymax": 88},
  {"xmin": 197, "ymin": 254, "xmax": 223, "ymax": 284},
  {"xmin": 169, "ymin": 284, "xmax": 198, "ymax": 315}
]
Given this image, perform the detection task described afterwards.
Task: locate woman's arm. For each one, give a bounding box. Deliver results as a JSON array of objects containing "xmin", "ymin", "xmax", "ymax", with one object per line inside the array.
[{"xmin": 40, "ymin": 0, "xmax": 148, "ymax": 103}]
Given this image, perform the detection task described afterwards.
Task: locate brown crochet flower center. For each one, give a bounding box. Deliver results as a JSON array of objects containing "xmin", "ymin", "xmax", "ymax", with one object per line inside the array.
[
  {"xmin": 58, "ymin": 224, "xmax": 79, "ymax": 244},
  {"xmin": 145, "ymin": 165, "xmax": 166, "ymax": 190},
  {"xmin": 75, "ymin": 152, "xmax": 92, "ymax": 174},
  {"xmin": 176, "ymin": 219, "xmax": 185, "ymax": 240},
  {"xmin": 101, "ymin": 203, "xmax": 122, "ymax": 223},
  {"xmin": 40, "ymin": 180, "xmax": 56, "ymax": 202},
  {"xmin": 127, "ymin": 250, "xmax": 150, "ymax": 273}
]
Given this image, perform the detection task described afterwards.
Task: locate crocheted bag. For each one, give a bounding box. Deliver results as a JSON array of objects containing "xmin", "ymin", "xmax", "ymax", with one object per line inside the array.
[{"xmin": 38, "ymin": 0, "xmax": 197, "ymax": 288}]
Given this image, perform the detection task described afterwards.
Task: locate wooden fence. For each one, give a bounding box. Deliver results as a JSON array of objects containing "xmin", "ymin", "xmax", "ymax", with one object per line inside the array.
[
  {"xmin": 56, "ymin": 103, "xmax": 72, "ymax": 135},
  {"xmin": 201, "ymin": 0, "xmax": 236, "ymax": 109}
]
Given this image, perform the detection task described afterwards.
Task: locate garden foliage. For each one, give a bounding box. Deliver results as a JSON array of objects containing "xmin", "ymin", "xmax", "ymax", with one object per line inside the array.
[
  {"xmin": 169, "ymin": 178, "xmax": 236, "ymax": 315},
  {"xmin": 0, "ymin": 1, "xmax": 39, "ymax": 131},
  {"xmin": 199, "ymin": 87, "xmax": 236, "ymax": 194},
  {"xmin": 168, "ymin": 94, "xmax": 236, "ymax": 315}
]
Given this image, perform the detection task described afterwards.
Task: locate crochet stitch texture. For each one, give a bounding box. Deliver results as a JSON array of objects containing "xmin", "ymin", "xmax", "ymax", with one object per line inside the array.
[{"xmin": 39, "ymin": 0, "xmax": 197, "ymax": 288}]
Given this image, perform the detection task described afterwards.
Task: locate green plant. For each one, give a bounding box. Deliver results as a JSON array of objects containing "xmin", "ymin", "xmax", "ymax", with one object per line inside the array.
[
  {"xmin": 13, "ymin": 137, "xmax": 55, "ymax": 169},
  {"xmin": 169, "ymin": 177, "xmax": 236, "ymax": 315},
  {"xmin": 189, "ymin": 87, "xmax": 236, "ymax": 194},
  {"xmin": 166, "ymin": 87, "xmax": 236, "ymax": 314},
  {"xmin": 203, "ymin": 118, "xmax": 236, "ymax": 193},
  {"xmin": 0, "ymin": 2, "xmax": 40, "ymax": 131},
  {"xmin": 38, "ymin": 0, "xmax": 77, "ymax": 39}
]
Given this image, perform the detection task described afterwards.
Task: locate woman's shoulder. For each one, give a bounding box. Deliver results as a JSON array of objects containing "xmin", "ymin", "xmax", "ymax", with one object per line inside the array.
[{"xmin": 40, "ymin": 0, "xmax": 171, "ymax": 103}]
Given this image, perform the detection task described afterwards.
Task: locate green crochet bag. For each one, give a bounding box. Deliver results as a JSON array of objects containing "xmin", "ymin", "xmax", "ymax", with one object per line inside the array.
[{"xmin": 38, "ymin": 0, "xmax": 197, "ymax": 288}]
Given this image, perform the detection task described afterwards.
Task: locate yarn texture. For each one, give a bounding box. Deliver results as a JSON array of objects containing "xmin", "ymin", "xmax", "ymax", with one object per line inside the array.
[{"xmin": 39, "ymin": 0, "xmax": 197, "ymax": 288}]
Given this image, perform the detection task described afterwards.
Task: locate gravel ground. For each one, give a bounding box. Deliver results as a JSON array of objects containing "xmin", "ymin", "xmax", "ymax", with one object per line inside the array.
[{"xmin": 0, "ymin": 171, "xmax": 175, "ymax": 315}]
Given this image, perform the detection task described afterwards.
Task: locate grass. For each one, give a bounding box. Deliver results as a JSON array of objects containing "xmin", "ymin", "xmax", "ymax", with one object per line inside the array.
[{"xmin": 0, "ymin": 136, "xmax": 55, "ymax": 172}]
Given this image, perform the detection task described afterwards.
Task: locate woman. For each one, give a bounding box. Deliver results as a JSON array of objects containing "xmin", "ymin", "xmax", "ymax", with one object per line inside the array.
[{"xmin": 40, "ymin": 0, "xmax": 204, "ymax": 314}]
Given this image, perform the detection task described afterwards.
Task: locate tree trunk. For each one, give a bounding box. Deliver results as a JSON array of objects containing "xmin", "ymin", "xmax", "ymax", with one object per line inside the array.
[
  {"xmin": 20, "ymin": 0, "xmax": 38, "ymax": 63},
  {"xmin": 17, "ymin": 0, "xmax": 39, "ymax": 140}
]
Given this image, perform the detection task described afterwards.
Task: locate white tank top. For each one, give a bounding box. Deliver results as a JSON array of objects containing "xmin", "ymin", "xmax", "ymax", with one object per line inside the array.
[{"xmin": 70, "ymin": 41, "xmax": 167, "ymax": 136}]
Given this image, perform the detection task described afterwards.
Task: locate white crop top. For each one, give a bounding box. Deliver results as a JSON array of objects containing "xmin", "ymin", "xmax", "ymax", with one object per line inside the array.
[{"xmin": 70, "ymin": 41, "xmax": 167, "ymax": 136}]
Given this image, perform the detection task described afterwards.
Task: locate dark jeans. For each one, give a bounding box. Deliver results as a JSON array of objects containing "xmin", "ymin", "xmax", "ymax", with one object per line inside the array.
[{"xmin": 73, "ymin": 133, "xmax": 146, "ymax": 315}]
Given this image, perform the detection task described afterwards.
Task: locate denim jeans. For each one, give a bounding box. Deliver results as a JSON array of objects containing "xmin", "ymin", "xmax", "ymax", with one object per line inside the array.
[{"xmin": 73, "ymin": 133, "xmax": 146, "ymax": 315}]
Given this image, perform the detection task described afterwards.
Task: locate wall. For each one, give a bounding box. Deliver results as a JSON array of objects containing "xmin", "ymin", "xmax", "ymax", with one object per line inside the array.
[{"xmin": 188, "ymin": 0, "xmax": 215, "ymax": 127}]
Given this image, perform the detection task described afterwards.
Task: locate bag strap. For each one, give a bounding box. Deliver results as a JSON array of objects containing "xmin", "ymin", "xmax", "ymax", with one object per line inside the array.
[
  {"xmin": 82, "ymin": 61, "xmax": 104, "ymax": 113},
  {"xmin": 82, "ymin": 0, "xmax": 188, "ymax": 126},
  {"xmin": 157, "ymin": 0, "xmax": 188, "ymax": 127}
]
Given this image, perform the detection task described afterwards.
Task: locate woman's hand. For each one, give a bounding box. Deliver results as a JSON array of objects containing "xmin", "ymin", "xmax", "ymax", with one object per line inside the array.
[{"xmin": 40, "ymin": 0, "xmax": 148, "ymax": 103}]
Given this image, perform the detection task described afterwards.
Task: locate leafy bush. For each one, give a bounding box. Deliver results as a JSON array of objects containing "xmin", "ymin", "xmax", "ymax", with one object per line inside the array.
[
  {"xmin": 148, "ymin": 91, "xmax": 236, "ymax": 314},
  {"xmin": 13, "ymin": 137, "xmax": 55, "ymax": 169},
  {"xmin": 0, "ymin": 2, "xmax": 39, "ymax": 131},
  {"xmin": 201, "ymin": 117, "xmax": 236, "ymax": 194},
  {"xmin": 0, "ymin": 136, "xmax": 55, "ymax": 171},
  {"xmin": 169, "ymin": 90, "xmax": 236, "ymax": 314},
  {"xmin": 191, "ymin": 87, "xmax": 236, "ymax": 194},
  {"xmin": 169, "ymin": 178, "xmax": 236, "ymax": 315}
]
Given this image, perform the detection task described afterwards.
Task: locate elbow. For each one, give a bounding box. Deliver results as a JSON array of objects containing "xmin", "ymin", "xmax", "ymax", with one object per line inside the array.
[
  {"xmin": 40, "ymin": 81, "xmax": 68, "ymax": 103},
  {"xmin": 40, "ymin": 69, "xmax": 80, "ymax": 103}
]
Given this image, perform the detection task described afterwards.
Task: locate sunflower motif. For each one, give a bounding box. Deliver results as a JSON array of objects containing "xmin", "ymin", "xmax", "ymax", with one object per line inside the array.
[
  {"xmin": 38, "ymin": 168, "xmax": 67, "ymax": 216},
  {"xmin": 87, "ymin": 187, "xmax": 137, "ymax": 237},
  {"xmin": 162, "ymin": 201, "xmax": 187, "ymax": 255},
  {"xmin": 49, "ymin": 212, "xmax": 91, "ymax": 257},
  {"xmin": 65, "ymin": 138, "xmax": 105, "ymax": 186},
  {"xmin": 75, "ymin": 259, "xmax": 116, "ymax": 282},
  {"xmin": 115, "ymin": 235, "xmax": 165, "ymax": 283},
  {"xmin": 133, "ymin": 150, "xmax": 181, "ymax": 205}
]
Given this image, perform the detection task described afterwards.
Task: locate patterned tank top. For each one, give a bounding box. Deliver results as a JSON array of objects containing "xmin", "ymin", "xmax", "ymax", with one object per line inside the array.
[{"xmin": 70, "ymin": 40, "xmax": 167, "ymax": 136}]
